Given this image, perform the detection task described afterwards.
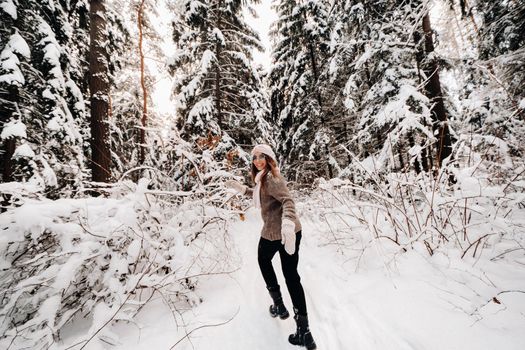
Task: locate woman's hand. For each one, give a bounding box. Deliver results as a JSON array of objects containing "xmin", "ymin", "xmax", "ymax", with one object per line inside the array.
[
  {"xmin": 224, "ymin": 180, "xmax": 247, "ymax": 195},
  {"xmin": 281, "ymin": 218, "xmax": 296, "ymax": 255}
]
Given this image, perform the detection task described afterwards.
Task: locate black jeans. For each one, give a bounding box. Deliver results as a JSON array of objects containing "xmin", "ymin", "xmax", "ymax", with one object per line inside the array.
[{"xmin": 257, "ymin": 231, "xmax": 307, "ymax": 316}]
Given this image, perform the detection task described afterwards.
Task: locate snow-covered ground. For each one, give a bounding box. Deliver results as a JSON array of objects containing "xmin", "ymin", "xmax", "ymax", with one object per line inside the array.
[
  {"xmin": 97, "ymin": 206, "xmax": 525, "ymax": 350},
  {"xmin": 1, "ymin": 180, "xmax": 524, "ymax": 350}
]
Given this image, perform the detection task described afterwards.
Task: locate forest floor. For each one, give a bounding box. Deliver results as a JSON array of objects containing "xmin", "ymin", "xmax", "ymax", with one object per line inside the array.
[{"xmin": 78, "ymin": 205, "xmax": 525, "ymax": 350}]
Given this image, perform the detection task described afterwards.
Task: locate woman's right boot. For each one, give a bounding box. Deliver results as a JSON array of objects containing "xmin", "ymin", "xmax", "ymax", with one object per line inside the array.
[
  {"xmin": 267, "ymin": 286, "xmax": 289, "ymax": 319},
  {"xmin": 289, "ymin": 310, "xmax": 317, "ymax": 349}
]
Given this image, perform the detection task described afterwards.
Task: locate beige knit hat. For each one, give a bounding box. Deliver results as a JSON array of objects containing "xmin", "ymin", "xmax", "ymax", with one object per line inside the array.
[{"xmin": 251, "ymin": 144, "xmax": 277, "ymax": 163}]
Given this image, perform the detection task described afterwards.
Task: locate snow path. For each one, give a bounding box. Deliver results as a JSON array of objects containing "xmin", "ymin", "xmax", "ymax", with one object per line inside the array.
[{"xmin": 111, "ymin": 207, "xmax": 525, "ymax": 350}]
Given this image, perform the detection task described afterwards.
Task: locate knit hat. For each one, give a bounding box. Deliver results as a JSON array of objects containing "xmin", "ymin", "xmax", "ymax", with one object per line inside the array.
[
  {"xmin": 251, "ymin": 144, "xmax": 278, "ymax": 209},
  {"xmin": 251, "ymin": 144, "xmax": 277, "ymax": 163}
]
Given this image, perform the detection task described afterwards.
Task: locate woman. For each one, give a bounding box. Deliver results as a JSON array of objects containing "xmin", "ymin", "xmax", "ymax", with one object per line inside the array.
[{"xmin": 225, "ymin": 144, "xmax": 317, "ymax": 350}]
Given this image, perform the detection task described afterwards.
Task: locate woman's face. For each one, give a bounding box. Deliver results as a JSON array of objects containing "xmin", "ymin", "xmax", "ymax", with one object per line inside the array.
[{"xmin": 252, "ymin": 152, "xmax": 267, "ymax": 172}]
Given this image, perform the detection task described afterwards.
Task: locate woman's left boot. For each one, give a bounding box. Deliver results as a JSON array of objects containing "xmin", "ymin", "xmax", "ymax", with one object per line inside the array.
[
  {"xmin": 289, "ymin": 311, "xmax": 317, "ymax": 350},
  {"xmin": 267, "ymin": 286, "xmax": 289, "ymax": 319}
]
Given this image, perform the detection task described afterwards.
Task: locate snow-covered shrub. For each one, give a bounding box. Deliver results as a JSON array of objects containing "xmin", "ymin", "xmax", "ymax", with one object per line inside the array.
[
  {"xmin": 0, "ymin": 178, "xmax": 236, "ymax": 349},
  {"xmin": 305, "ymin": 145, "xmax": 525, "ymax": 267}
]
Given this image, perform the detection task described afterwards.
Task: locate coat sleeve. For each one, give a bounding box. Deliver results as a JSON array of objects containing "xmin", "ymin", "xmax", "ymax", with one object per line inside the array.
[{"xmin": 267, "ymin": 175, "xmax": 298, "ymax": 222}]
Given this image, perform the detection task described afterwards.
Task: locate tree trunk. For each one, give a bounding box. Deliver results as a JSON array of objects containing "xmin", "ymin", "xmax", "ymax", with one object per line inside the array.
[
  {"xmin": 138, "ymin": 0, "xmax": 147, "ymax": 165},
  {"xmin": 214, "ymin": 0, "xmax": 223, "ymax": 131},
  {"xmin": 407, "ymin": 134, "xmax": 421, "ymax": 173},
  {"xmin": 306, "ymin": 29, "xmax": 333, "ymax": 178},
  {"xmin": 419, "ymin": 13, "xmax": 452, "ymax": 168},
  {"xmin": 0, "ymin": 135, "xmax": 14, "ymax": 211},
  {"xmin": 1, "ymin": 138, "xmax": 15, "ymax": 182},
  {"xmin": 307, "ymin": 42, "xmax": 322, "ymax": 110},
  {"xmin": 89, "ymin": 0, "xmax": 111, "ymax": 182},
  {"xmin": 0, "ymin": 91, "xmax": 17, "ymax": 182}
]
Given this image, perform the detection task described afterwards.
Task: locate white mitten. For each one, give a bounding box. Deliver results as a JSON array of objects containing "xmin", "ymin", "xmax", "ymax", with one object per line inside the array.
[
  {"xmin": 224, "ymin": 180, "xmax": 247, "ymax": 195},
  {"xmin": 281, "ymin": 218, "xmax": 296, "ymax": 255}
]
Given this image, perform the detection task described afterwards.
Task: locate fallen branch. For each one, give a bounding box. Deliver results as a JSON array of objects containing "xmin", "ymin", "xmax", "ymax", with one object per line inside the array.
[{"xmin": 169, "ymin": 308, "xmax": 240, "ymax": 349}]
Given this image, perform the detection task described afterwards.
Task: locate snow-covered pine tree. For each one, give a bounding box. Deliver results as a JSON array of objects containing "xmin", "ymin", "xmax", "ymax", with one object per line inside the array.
[
  {"xmin": 477, "ymin": 0, "xmax": 524, "ymax": 106},
  {"xmin": 326, "ymin": 0, "xmax": 441, "ymax": 177},
  {"xmin": 106, "ymin": 0, "xmax": 164, "ymax": 180},
  {"xmin": 429, "ymin": 0, "xmax": 525, "ymax": 178},
  {"xmin": 269, "ymin": 0, "xmax": 332, "ymax": 182},
  {"xmin": 474, "ymin": 0, "xmax": 525, "ymax": 157},
  {"xmin": 170, "ymin": 0, "xmax": 272, "ymax": 181},
  {"xmin": 322, "ymin": 0, "xmax": 365, "ymax": 173},
  {"xmin": 0, "ymin": 0, "xmax": 89, "ymax": 197},
  {"xmin": 414, "ymin": 10, "xmax": 453, "ymax": 169}
]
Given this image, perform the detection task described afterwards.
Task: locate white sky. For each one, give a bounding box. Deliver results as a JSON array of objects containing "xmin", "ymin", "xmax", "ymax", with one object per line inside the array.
[{"xmin": 246, "ymin": 0, "xmax": 278, "ymax": 70}]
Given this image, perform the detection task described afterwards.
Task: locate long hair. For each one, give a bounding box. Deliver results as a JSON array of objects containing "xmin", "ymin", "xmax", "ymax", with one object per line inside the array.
[{"xmin": 250, "ymin": 155, "xmax": 279, "ymax": 183}]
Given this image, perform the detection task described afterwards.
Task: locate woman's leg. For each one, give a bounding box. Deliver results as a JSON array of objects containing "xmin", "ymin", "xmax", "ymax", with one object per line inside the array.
[
  {"xmin": 280, "ymin": 232, "xmax": 317, "ymax": 348},
  {"xmin": 257, "ymin": 237, "xmax": 280, "ymax": 289},
  {"xmin": 279, "ymin": 231, "xmax": 307, "ymax": 315},
  {"xmin": 258, "ymin": 237, "xmax": 290, "ymax": 318}
]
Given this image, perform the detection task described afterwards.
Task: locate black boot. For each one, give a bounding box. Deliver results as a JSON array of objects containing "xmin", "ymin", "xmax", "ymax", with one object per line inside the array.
[
  {"xmin": 267, "ymin": 286, "xmax": 289, "ymax": 319},
  {"xmin": 289, "ymin": 311, "xmax": 316, "ymax": 349}
]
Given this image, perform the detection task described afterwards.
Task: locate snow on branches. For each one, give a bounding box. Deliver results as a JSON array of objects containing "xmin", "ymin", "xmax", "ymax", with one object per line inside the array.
[{"xmin": 0, "ymin": 178, "xmax": 237, "ymax": 349}]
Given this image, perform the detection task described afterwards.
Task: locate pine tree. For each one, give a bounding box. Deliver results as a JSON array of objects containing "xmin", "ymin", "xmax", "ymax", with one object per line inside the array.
[
  {"xmin": 106, "ymin": 0, "xmax": 162, "ymax": 179},
  {"xmin": 477, "ymin": 0, "xmax": 525, "ymax": 103},
  {"xmin": 322, "ymin": 0, "xmax": 366, "ymax": 172},
  {"xmin": 1, "ymin": 0, "xmax": 89, "ymax": 196},
  {"xmin": 170, "ymin": 0, "xmax": 272, "ymax": 172},
  {"xmin": 414, "ymin": 11, "xmax": 453, "ymax": 169},
  {"xmin": 324, "ymin": 0, "xmax": 444, "ymax": 176},
  {"xmin": 269, "ymin": 0, "xmax": 331, "ymax": 181},
  {"xmin": 475, "ymin": 0, "xmax": 525, "ymax": 157}
]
